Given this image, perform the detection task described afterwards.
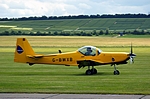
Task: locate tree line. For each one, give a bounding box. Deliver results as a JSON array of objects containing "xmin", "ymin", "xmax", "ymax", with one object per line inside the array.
[
  {"xmin": 0, "ymin": 29, "xmax": 150, "ymax": 36},
  {"xmin": 0, "ymin": 13, "xmax": 150, "ymax": 21}
]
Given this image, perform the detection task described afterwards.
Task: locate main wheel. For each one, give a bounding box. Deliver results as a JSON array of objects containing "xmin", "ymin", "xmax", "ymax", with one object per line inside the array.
[
  {"xmin": 91, "ymin": 68, "xmax": 97, "ymax": 74},
  {"xmin": 114, "ymin": 70, "xmax": 120, "ymax": 75},
  {"xmin": 29, "ymin": 63, "xmax": 34, "ymax": 66},
  {"xmin": 86, "ymin": 70, "xmax": 93, "ymax": 75}
]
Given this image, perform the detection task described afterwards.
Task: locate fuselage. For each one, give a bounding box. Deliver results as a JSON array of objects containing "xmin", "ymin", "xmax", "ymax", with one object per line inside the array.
[
  {"xmin": 14, "ymin": 38, "xmax": 130, "ymax": 66},
  {"xmin": 26, "ymin": 51, "xmax": 130, "ymax": 66}
]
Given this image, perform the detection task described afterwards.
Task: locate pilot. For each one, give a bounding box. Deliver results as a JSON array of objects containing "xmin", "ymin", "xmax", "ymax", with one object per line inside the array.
[{"xmin": 85, "ymin": 47, "xmax": 92, "ymax": 56}]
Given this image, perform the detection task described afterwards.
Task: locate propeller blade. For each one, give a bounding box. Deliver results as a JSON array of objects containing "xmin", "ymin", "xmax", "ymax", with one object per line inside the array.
[
  {"xmin": 130, "ymin": 56, "xmax": 134, "ymax": 64},
  {"xmin": 129, "ymin": 43, "xmax": 136, "ymax": 64},
  {"xmin": 130, "ymin": 56, "xmax": 132, "ymax": 64},
  {"xmin": 131, "ymin": 43, "xmax": 133, "ymax": 54}
]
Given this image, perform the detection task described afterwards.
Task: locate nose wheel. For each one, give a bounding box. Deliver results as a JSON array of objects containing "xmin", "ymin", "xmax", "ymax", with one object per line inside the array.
[
  {"xmin": 113, "ymin": 64, "xmax": 120, "ymax": 75},
  {"xmin": 114, "ymin": 70, "xmax": 120, "ymax": 75}
]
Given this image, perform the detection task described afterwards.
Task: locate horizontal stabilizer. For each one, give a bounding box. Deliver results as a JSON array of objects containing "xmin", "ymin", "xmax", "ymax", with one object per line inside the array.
[{"xmin": 27, "ymin": 54, "xmax": 44, "ymax": 58}]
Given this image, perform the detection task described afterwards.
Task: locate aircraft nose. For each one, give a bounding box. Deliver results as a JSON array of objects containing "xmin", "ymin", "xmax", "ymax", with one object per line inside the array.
[{"xmin": 128, "ymin": 53, "xmax": 136, "ymax": 64}]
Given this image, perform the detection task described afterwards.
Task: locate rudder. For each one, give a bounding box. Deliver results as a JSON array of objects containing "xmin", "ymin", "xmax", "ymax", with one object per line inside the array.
[{"xmin": 14, "ymin": 38, "xmax": 35, "ymax": 63}]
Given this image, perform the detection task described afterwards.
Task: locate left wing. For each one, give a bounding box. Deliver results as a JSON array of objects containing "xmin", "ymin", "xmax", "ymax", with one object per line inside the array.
[{"xmin": 77, "ymin": 59, "xmax": 104, "ymax": 68}]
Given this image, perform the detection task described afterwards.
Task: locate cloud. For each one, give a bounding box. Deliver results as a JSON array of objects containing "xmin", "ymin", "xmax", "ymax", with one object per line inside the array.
[
  {"xmin": 80, "ymin": 0, "xmax": 150, "ymax": 14},
  {"xmin": 0, "ymin": 0, "xmax": 150, "ymax": 18}
]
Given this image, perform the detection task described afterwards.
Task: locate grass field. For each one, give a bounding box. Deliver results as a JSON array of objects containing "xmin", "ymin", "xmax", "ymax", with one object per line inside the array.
[
  {"xmin": 0, "ymin": 18, "xmax": 150, "ymax": 33},
  {"xmin": 0, "ymin": 36, "xmax": 150, "ymax": 94}
]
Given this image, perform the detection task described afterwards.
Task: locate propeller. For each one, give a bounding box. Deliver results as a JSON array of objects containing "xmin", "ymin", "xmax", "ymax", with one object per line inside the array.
[{"xmin": 129, "ymin": 43, "xmax": 136, "ymax": 64}]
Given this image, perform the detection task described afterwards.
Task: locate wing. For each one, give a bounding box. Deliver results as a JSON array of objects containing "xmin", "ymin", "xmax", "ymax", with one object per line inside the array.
[
  {"xmin": 77, "ymin": 58, "xmax": 128, "ymax": 68},
  {"xmin": 77, "ymin": 59, "xmax": 105, "ymax": 68}
]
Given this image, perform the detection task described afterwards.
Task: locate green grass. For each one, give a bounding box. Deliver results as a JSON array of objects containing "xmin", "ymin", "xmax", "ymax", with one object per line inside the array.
[
  {"xmin": 0, "ymin": 48, "xmax": 150, "ymax": 94},
  {"xmin": 0, "ymin": 18, "xmax": 150, "ymax": 33},
  {"xmin": 0, "ymin": 36, "xmax": 150, "ymax": 94},
  {"xmin": 120, "ymin": 34, "xmax": 150, "ymax": 38}
]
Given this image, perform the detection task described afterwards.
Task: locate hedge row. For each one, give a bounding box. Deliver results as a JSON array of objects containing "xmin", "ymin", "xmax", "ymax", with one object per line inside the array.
[{"xmin": 0, "ymin": 29, "xmax": 150, "ymax": 36}]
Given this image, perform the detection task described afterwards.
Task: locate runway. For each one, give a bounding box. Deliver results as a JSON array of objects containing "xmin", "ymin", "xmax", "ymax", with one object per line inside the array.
[{"xmin": 0, "ymin": 94, "xmax": 149, "ymax": 99}]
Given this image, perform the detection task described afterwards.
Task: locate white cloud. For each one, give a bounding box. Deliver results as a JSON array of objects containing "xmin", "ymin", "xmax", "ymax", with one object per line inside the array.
[
  {"xmin": 78, "ymin": 3, "xmax": 91, "ymax": 10},
  {"xmin": 0, "ymin": 0, "xmax": 150, "ymax": 18}
]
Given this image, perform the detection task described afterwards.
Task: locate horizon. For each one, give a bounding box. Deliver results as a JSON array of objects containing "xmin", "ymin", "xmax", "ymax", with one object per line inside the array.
[{"xmin": 0, "ymin": 13, "xmax": 150, "ymax": 19}]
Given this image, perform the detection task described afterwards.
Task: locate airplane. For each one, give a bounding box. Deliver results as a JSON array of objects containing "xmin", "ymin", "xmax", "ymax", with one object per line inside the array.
[{"xmin": 14, "ymin": 38, "xmax": 136, "ymax": 75}]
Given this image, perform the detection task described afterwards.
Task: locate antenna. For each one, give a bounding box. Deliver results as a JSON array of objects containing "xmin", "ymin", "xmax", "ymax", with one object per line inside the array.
[{"xmin": 58, "ymin": 50, "xmax": 62, "ymax": 54}]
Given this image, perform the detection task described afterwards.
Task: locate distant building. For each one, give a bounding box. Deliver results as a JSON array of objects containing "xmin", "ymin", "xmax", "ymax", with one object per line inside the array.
[{"xmin": 120, "ymin": 32, "xmax": 123, "ymax": 36}]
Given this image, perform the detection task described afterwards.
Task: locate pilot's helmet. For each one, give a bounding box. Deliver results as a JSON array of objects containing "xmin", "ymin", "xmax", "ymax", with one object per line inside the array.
[{"xmin": 87, "ymin": 47, "xmax": 92, "ymax": 52}]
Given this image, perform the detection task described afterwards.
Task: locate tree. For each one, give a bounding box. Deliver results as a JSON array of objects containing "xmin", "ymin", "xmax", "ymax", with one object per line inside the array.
[
  {"xmin": 17, "ymin": 31, "xmax": 22, "ymax": 35},
  {"xmin": 54, "ymin": 31, "xmax": 58, "ymax": 35},
  {"xmin": 11, "ymin": 30, "xmax": 16, "ymax": 35},
  {"xmin": 105, "ymin": 29, "xmax": 109, "ymax": 35},
  {"xmin": 36, "ymin": 31, "xmax": 41, "ymax": 36},
  {"xmin": 93, "ymin": 30, "xmax": 97, "ymax": 36},
  {"xmin": 3, "ymin": 31, "xmax": 10, "ymax": 35},
  {"xmin": 29, "ymin": 32, "xmax": 34, "ymax": 35},
  {"xmin": 99, "ymin": 30, "xmax": 104, "ymax": 35}
]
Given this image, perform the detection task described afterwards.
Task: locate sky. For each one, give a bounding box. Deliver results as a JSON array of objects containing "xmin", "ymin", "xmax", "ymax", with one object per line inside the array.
[{"xmin": 0, "ymin": 0, "xmax": 150, "ymax": 18}]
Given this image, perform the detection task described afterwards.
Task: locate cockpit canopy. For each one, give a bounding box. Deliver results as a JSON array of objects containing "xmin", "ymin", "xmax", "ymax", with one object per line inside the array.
[{"xmin": 78, "ymin": 46, "xmax": 102, "ymax": 56}]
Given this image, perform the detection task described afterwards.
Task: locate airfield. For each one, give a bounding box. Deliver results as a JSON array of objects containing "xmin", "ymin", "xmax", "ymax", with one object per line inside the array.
[{"xmin": 0, "ymin": 36, "xmax": 150, "ymax": 95}]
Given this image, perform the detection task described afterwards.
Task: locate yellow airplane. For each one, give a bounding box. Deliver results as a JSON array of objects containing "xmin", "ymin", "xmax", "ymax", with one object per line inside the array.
[{"xmin": 14, "ymin": 38, "xmax": 136, "ymax": 75}]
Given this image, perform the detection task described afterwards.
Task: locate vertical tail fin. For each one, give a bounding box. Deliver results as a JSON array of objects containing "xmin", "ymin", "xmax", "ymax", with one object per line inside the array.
[{"xmin": 14, "ymin": 38, "xmax": 35, "ymax": 63}]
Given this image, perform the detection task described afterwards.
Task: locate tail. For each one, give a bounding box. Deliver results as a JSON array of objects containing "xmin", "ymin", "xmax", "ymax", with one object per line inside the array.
[{"xmin": 14, "ymin": 38, "xmax": 35, "ymax": 63}]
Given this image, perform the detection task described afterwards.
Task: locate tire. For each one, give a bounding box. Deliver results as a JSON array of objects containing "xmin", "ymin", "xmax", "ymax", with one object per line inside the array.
[
  {"xmin": 86, "ymin": 70, "xmax": 93, "ymax": 75},
  {"xmin": 91, "ymin": 68, "xmax": 97, "ymax": 74},
  {"xmin": 114, "ymin": 70, "xmax": 120, "ymax": 75}
]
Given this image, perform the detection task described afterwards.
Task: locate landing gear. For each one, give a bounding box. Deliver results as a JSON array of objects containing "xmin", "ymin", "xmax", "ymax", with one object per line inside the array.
[
  {"xmin": 114, "ymin": 70, "xmax": 120, "ymax": 75},
  {"xmin": 86, "ymin": 69, "xmax": 92, "ymax": 75},
  {"xmin": 91, "ymin": 68, "xmax": 97, "ymax": 74},
  {"xmin": 85, "ymin": 66, "xmax": 97, "ymax": 75},
  {"xmin": 29, "ymin": 63, "xmax": 34, "ymax": 66},
  {"xmin": 113, "ymin": 64, "xmax": 120, "ymax": 75}
]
